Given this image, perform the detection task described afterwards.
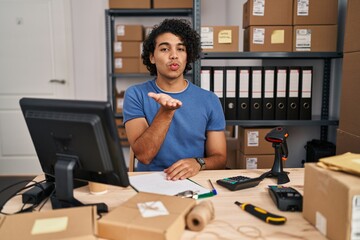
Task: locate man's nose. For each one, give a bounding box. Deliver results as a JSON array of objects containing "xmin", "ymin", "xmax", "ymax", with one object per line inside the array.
[{"xmin": 169, "ymin": 49, "xmax": 178, "ymax": 59}]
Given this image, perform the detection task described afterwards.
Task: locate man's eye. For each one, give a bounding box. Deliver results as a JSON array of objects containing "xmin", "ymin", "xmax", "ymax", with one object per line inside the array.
[
  {"xmin": 178, "ymin": 48, "xmax": 185, "ymax": 51},
  {"xmin": 160, "ymin": 48, "xmax": 169, "ymax": 52}
]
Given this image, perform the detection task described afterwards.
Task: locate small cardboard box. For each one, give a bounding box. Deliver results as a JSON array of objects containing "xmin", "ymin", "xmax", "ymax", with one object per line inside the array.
[
  {"xmin": 116, "ymin": 25, "xmax": 143, "ymax": 42},
  {"xmin": 225, "ymin": 137, "xmax": 240, "ymax": 169},
  {"xmin": 238, "ymin": 153, "xmax": 278, "ymax": 169},
  {"xmin": 114, "ymin": 57, "xmax": 140, "ymax": 73},
  {"xmin": 243, "ymin": 0, "xmax": 293, "ymax": 28},
  {"xmin": 109, "ymin": 0, "xmax": 151, "ymax": 9},
  {"xmin": 114, "ymin": 41, "xmax": 142, "ymax": 58},
  {"xmin": 343, "ymin": 0, "xmax": 360, "ymax": 53},
  {"xmin": 244, "ymin": 26, "xmax": 293, "ymax": 52},
  {"xmin": 339, "ymin": 52, "xmax": 360, "ymax": 136},
  {"xmin": 336, "ymin": 129, "xmax": 360, "ymax": 155},
  {"xmin": 0, "ymin": 206, "xmax": 97, "ymax": 240},
  {"xmin": 238, "ymin": 127, "xmax": 274, "ymax": 155},
  {"xmin": 201, "ymin": 26, "xmax": 239, "ymax": 52},
  {"xmin": 293, "ymin": 0, "xmax": 338, "ymax": 25},
  {"xmin": 293, "ymin": 25, "xmax": 337, "ymax": 52},
  {"xmin": 153, "ymin": 0, "xmax": 193, "ymax": 9},
  {"xmin": 97, "ymin": 192, "xmax": 196, "ymax": 240},
  {"xmin": 303, "ymin": 163, "xmax": 360, "ymax": 240}
]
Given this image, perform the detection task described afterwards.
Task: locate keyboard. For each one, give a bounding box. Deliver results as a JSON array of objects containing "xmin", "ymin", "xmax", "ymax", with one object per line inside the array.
[{"xmin": 216, "ymin": 175, "xmax": 263, "ymax": 191}]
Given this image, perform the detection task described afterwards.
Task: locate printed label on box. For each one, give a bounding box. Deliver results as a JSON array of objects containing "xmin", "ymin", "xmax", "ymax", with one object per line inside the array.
[
  {"xmin": 246, "ymin": 157, "xmax": 258, "ymax": 169},
  {"xmin": 253, "ymin": 28, "xmax": 265, "ymax": 44},
  {"xmin": 297, "ymin": 0, "xmax": 309, "ymax": 16},
  {"xmin": 138, "ymin": 201, "xmax": 169, "ymax": 218},
  {"xmin": 114, "ymin": 42, "xmax": 122, "ymax": 52},
  {"xmin": 116, "ymin": 25, "xmax": 125, "ymax": 36},
  {"xmin": 115, "ymin": 58, "xmax": 123, "ymax": 68},
  {"xmin": 253, "ymin": 0, "xmax": 265, "ymax": 16},
  {"xmin": 351, "ymin": 195, "xmax": 360, "ymax": 240},
  {"xmin": 247, "ymin": 131, "xmax": 259, "ymax": 147},
  {"xmin": 296, "ymin": 29, "xmax": 311, "ymax": 51},
  {"xmin": 315, "ymin": 211, "xmax": 327, "ymax": 236},
  {"xmin": 201, "ymin": 27, "xmax": 214, "ymax": 49}
]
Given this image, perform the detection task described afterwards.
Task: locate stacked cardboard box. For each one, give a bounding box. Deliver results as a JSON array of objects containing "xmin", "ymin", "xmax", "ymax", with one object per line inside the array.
[
  {"xmin": 236, "ymin": 127, "xmax": 280, "ymax": 169},
  {"xmin": 116, "ymin": 119, "xmax": 129, "ymax": 147},
  {"xmin": 108, "ymin": 0, "xmax": 192, "ymax": 9},
  {"xmin": 292, "ymin": 0, "xmax": 338, "ymax": 52},
  {"xmin": 336, "ymin": 0, "xmax": 360, "ymax": 154},
  {"xmin": 243, "ymin": 0, "xmax": 293, "ymax": 52},
  {"xmin": 201, "ymin": 26, "xmax": 239, "ymax": 52}
]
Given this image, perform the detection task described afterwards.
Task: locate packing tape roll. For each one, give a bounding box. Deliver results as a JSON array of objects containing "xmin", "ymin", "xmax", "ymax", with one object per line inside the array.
[{"xmin": 186, "ymin": 200, "xmax": 215, "ymax": 231}]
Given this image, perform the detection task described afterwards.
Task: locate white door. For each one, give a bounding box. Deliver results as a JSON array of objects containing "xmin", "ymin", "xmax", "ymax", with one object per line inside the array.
[{"xmin": 0, "ymin": 0, "xmax": 74, "ymax": 174}]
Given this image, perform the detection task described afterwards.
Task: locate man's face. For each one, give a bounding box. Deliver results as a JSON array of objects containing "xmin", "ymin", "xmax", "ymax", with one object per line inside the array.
[{"xmin": 150, "ymin": 32, "xmax": 187, "ymax": 80}]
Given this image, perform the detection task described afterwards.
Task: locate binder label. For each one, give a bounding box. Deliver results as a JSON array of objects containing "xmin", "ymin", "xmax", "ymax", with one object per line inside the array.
[
  {"xmin": 264, "ymin": 70, "xmax": 274, "ymax": 98},
  {"xmin": 289, "ymin": 69, "xmax": 300, "ymax": 97},
  {"xmin": 214, "ymin": 70, "xmax": 223, "ymax": 98},
  {"xmin": 277, "ymin": 69, "xmax": 287, "ymax": 97},
  {"xmin": 200, "ymin": 70, "xmax": 211, "ymax": 91},
  {"xmin": 226, "ymin": 70, "xmax": 236, "ymax": 98},
  {"xmin": 201, "ymin": 27, "xmax": 214, "ymax": 49},
  {"xmin": 252, "ymin": 70, "xmax": 262, "ymax": 98},
  {"xmin": 239, "ymin": 70, "xmax": 250, "ymax": 98},
  {"xmin": 302, "ymin": 70, "xmax": 312, "ymax": 98}
]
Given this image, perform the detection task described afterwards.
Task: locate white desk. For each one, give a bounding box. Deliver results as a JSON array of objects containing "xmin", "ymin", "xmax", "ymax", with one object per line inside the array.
[{"xmin": 2, "ymin": 168, "xmax": 326, "ymax": 240}]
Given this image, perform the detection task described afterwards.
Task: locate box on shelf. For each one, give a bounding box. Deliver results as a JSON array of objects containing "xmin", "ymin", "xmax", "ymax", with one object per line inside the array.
[
  {"xmin": 343, "ymin": 0, "xmax": 360, "ymax": 53},
  {"xmin": 243, "ymin": 26, "xmax": 293, "ymax": 52},
  {"xmin": 339, "ymin": 51, "xmax": 360, "ymax": 136},
  {"xmin": 336, "ymin": 129, "xmax": 360, "ymax": 155},
  {"xmin": 109, "ymin": 0, "xmax": 151, "ymax": 9},
  {"xmin": 238, "ymin": 127, "xmax": 274, "ymax": 155},
  {"xmin": 97, "ymin": 192, "xmax": 196, "ymax": 240},
  {"xmin": 225, "ymin": 137, "xmax": 240, "ymax": 169},
  {"xmin": 293, "ymin": 25, "xmax": 337, "ymax": 52},
  {"xmin": 303, "ymin": 163, "xmax": 360, "ymax": 240},
  {"xmin": 239, "ymin": 153, "xmax": 278, "ymax": 169},
  {"xmin": 0, "ymin": 206, "xmax": 97, "ymax": 239},
  {"xmin": 116, "ymin": 25, "xmax": 143, "ymax": 42},
  {"xmin": 153, "ymin": 0, "xmax": 193, "ymax": 9},
  {"xmin": 115, "ymin": 90, "xmax": 124, "ymax": 113},
  {"xmin": 242, "ymin": 0, "xmax": 293, "ymax": 28},
  {"xmin": 114, "ymin": 41, "xmax": 141, "ymax": 58},
  {"xmin": 293, "ymin": 0, "xmax": 338, "ymax": 25},
  {"xmin": 114, "ymin": 57, "xmax": 140, "ymax": 73},
  {"xmin": 201, "ymin": 26, "xmax": 239, "ymax": 52}
]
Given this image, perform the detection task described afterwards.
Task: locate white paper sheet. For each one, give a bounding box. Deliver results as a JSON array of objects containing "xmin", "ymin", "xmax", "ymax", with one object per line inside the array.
[{"xmin": 129, "ymin": 172, "xmax": 210, "ymax": 196}]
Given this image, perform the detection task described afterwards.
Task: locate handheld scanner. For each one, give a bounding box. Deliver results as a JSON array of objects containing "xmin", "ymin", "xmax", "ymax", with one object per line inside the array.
[{"xmin": 265, "ymin": 127, "xmax": 289, "ymax": 160}]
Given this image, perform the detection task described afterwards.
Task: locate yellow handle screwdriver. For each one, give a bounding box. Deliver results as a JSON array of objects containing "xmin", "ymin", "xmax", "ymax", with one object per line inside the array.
[{"xmin": 234, "ymin": 201, "xmax": 286, "ymax": 225}]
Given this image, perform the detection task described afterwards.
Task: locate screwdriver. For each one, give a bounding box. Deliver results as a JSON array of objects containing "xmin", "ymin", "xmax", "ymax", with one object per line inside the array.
[{"xmin": 234, "ymin": 201, "xmax": 286, "ymax": 225}]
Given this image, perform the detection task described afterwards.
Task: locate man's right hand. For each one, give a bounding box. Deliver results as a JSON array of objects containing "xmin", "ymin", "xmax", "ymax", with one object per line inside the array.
[{"xmin": 148, "ymin": 92, "xmax": 182, "ymax": 110}]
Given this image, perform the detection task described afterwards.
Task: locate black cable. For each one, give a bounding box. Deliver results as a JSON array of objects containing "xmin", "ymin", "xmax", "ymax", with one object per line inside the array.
[{"xmin": 37, "ymin": 188, "xmax": 55, "ymax": 211}]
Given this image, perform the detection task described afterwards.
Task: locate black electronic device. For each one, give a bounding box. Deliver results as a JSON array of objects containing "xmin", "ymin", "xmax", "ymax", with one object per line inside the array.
[
  {"xmin": 268, "ymin": 185, "xmax": 302, "ymax": 211},
  {"xmin": 216, "ymin": 175, "xmax": 262, "ymax": 191},
  {"xmin": 20, "ymin": 98, "xmax": 130, "ymax": 213}
]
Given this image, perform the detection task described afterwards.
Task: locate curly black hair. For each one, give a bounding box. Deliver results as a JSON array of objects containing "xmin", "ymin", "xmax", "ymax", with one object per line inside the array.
[{"xmin": 142, "ymin": 18, "xmax": 201, "ymax": 76}]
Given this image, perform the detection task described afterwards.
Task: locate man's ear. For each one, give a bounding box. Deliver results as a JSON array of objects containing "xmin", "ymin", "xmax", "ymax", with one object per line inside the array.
[{"xmin": 150, "ymin": 53, "xmax": 155, "ymax": 64}]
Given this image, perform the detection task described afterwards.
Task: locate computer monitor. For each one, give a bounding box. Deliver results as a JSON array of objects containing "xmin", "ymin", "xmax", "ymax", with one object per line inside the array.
[{"xmin": 20, "ymin": 97, "xmax": 130, "ymax": 213}]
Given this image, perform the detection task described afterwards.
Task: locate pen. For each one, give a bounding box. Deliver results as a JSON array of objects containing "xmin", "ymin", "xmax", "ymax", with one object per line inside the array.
[
  {"xmin": 208, "ymin": 179, "xmax": 217, "ymax": 195},
  {"xmin": 234, "ymin": 201, "xmax": 286, "ymax": 225}
]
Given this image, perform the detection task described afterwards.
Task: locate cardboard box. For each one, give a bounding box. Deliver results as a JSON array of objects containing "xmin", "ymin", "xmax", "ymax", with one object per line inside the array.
[
  {"xmin": 303, "ymin": 163, "xmax": 360, "ymax": 240},
  {"xmin": 293, "ymin": 25, "xmax": 337, "ymax": 52},
  {"xmin": 116, "ymin": 25, "xmax": 143, "ymax": 42},
  {"xmin": 225, "ymin": 137, "xmax": 240, "ymax": 169},
  {"xmin": 293, "ymin": 0, "xmax": 338, "ymax": 25},
  {"xmin": 114, "ymin": 57, "xmax": 139, "ymax": 73},
  {"xmin": 343, "ymin": 0, "xmax": 360, "ymax": 53},
  {"xmin": 97, "ymin": 192, "xmax": 196, "ymax": 240},
  {"xmin": 201, "ymin": 26, "xmax": 239, "ymax": 52},
  {"xmin": 0, "ymin": 206, "xmax": 97, "ymax": 239},
  {"xmin": 238, "ymin": 127, "xmax": 274, "ymax": 154},
  {"xmin": 243, "ymin": 26, "xmax": 293, "ymax": 52},
  {"xmin": 114, "ymin": 41, "xmax": 141, "ymax": 58},
  {"xmin": 109, "ymin": 0, "xmax": 151, "ymax": 9},
  {"xmin": 339, "ymin": 52, "xmax": 360, "ymax": 135},
  {"xmin": 153, "ymin": 0, "xmax": 193, "ymax": 9},
  {"xmin": 238, "ymin": 153, "xmax": 279, "ymax": 169},
  {"xmin": 243, "ymin": 0, "xmax": 293, "ymax": 28},
  {"xmin": 336, "ymin": 129, "xmax": 360, "ymax": 155}
]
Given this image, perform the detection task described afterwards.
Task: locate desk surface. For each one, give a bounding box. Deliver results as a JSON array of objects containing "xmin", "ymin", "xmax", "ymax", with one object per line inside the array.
[{"xmin": 2, "ymin": 168, "xmax": 325, "ymax": 240}]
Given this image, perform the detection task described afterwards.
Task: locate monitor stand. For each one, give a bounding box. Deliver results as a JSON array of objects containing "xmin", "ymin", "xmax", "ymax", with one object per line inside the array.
[{"xmin": 50, "ymin": 154, "xmax": 108, "ymax": 214}]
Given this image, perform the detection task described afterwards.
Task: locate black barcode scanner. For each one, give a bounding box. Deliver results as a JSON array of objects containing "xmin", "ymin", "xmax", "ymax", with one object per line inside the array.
[{"xmin": 261, "ymin": 127, "xmax": 290, "ymax": 184}]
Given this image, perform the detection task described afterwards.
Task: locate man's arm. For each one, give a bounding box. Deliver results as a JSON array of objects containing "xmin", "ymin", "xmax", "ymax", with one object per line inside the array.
[
  {"xmin": 124, "ymin": 92, "xmax": 181, "ymax": 164},
  {"xmin": 164, "ymin": 130, "xmax": 227, "ymax": 180}
]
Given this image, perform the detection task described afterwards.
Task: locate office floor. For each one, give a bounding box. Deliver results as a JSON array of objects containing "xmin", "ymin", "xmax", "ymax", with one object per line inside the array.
[{"xmin": 0, "ymin": 176, "xmax": 36, "ymax": 209}]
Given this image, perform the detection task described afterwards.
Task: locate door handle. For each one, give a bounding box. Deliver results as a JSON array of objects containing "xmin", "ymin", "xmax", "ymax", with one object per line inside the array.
[{"xmin": 49, "ymin": 79, "xmax": 66, "ymax": 84}]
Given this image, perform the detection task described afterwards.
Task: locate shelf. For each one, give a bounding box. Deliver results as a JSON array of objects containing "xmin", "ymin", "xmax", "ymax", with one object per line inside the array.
[
  {"xmin": 107, "ymin": 9, "xmax": 193, "ymax": 17},
  {"xmin": 201, "ymin": 52, "xmax": 343, "ymax": 60},
  {"xmin": 226, "ymin": 118, "xmax": 339, "ymax": 127}
]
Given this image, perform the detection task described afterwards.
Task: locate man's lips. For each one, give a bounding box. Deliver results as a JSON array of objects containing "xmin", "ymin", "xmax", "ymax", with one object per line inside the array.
[{"xmin": 169, "ymin": 63, "xmax": 180, "ymax": 71}]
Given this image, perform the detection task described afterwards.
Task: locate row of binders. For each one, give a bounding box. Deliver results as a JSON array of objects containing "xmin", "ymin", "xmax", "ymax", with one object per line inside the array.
[{"xmin": 200, "ymin": 66, "xmax": 313, "ymax": 120}]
